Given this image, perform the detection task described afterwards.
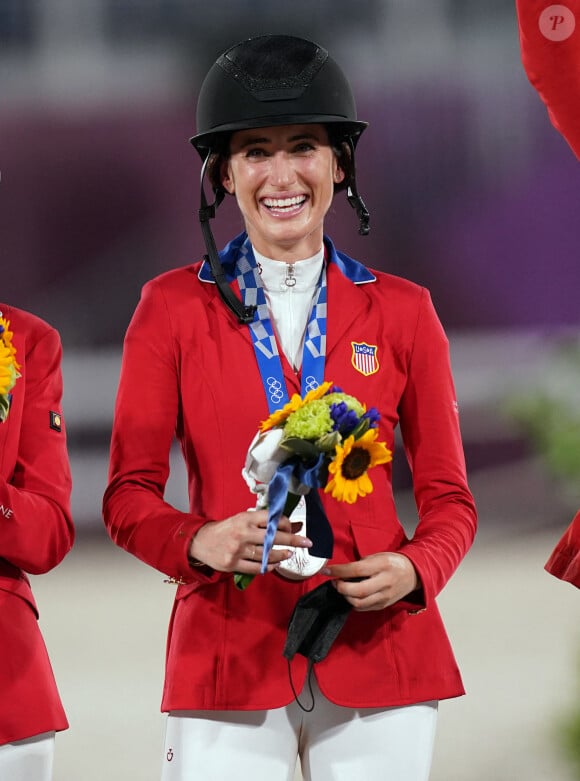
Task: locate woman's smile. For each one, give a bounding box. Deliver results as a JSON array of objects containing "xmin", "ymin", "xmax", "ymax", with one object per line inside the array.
[{"xmin": 260, "ymin": 193, "xmax": 309, "ymax": 219}]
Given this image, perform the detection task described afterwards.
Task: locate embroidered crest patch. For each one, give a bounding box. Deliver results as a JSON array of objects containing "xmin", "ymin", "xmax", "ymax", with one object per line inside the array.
[{"xmin": 351, "ymin": 342, "xmax": 379, "ymax": 376}]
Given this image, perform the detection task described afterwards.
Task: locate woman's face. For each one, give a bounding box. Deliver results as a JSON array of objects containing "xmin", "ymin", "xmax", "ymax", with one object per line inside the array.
[{"xmin": 222, "ymin": 123, "xmax": 344, "ymax": 261}]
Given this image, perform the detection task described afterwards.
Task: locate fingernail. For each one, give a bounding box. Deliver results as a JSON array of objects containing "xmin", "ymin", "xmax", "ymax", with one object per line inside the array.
[
  {"xmin": 299, "ymin": 537, "xmax": 313, "ymax": 548},
  {"xmin": 321, "ymin": 567, "xmax": 331, "ymax": 576}
]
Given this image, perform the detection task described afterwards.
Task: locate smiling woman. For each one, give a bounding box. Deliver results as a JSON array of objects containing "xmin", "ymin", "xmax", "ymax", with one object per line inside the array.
[{"xmin": 102, "ymin": 34, "xmax": 477, "ymax": 781}]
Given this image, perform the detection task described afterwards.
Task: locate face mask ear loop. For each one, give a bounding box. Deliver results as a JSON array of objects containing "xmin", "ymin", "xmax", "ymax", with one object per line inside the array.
[
  {"xmin": 198, "ymin": 152, "xmax": 257, "ymax": 324},
  {"xmin": 344, "ymin": 137, "xmax": 370, "ymax": 236},
  {"xmin": 287, "ymin": 658, "xmax": 316, "ymax": 713}
]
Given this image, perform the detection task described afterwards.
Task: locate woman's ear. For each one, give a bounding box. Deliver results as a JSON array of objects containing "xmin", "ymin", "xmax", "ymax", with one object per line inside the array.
[
  {"xmin": 334, "ymin": 166, "xmax": 345, "ymax": 185},
  {"xmin": 221, "ymin": 160, "xmax": 235, "ymax": 194}
]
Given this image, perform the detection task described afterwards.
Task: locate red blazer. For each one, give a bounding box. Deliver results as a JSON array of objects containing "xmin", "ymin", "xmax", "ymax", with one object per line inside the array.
[
  {"xmin": 545, "ymin": 511, "xmax": 580, "ymax": 588},
  {"xmin": 0, "ymin": 304, "xmax": 74, "ymax": 744},
  {"xmin": 516, "ymin": 0, "xmax": 580, "ymax": 158},
  {"xmin": 103, "ymin": 237, "xmax": 477, "ymax": 711}
]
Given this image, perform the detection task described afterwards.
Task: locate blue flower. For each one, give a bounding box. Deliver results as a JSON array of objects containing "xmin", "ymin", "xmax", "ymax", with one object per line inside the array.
[
  {"xmin": 330, "ymin": 401, "xmax": 360, "ymax": 434},
  {"xmin": 363, "ymin": 407, "xmax": 380, "ymax": 428}
]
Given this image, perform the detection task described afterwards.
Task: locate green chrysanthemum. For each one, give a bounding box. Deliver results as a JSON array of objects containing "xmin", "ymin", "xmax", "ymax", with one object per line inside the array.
[{"xmin": 283, "ymin": 399, "xmax": 333, "ymax": 441}]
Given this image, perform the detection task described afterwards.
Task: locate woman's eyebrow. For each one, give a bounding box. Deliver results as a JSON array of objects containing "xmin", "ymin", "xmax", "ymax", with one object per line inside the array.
[
  {"xmin": 237, "ymin": 135, "xmax": 271, "ymax": 149},
  {"xmin": 287, "ymin": 132, "xmax": 320, "ymax": 142},
  {"xmin": 237, "ymin": 132, "xmax": 320, "ymax": 149}
]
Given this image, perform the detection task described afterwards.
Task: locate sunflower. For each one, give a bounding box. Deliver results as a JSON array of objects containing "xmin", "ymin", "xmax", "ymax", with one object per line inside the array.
[
  {"xmin": 0, "ymin": 362, "xmax": 12, "ymax": 396},
  {"xmin": 259, "ymin": 380, "xmax": 333, "ymax": 431},
  {"xmin": 324, "ymin": 428, "xmax": 392, "ymax": 504},
  {"xmin": 0, "ymin": 319, "xmax": 19, "ymax": 368},
  {"xmin": 0, "ymin": 318, "xmax": 20, "ymax": 416},
  {"xmin": 0, "ymin": 343, "xmax": 16, "ymax": 396}
]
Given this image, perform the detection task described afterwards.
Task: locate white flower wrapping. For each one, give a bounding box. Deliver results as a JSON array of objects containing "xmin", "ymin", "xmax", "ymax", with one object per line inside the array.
[
  {"xmin": 242, "ymin": 429, "xmax": 327, "ymax": 579},
  {"xmin": 242, "ymin": 429, "xmax": 311, "ymax": 504}
]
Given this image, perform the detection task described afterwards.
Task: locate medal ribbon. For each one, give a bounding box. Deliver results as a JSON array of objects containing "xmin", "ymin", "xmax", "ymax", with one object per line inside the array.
[
  {"xmin": 235, "ymin": 237, "xmax": 333, "ymax": 572},
  {"xmin": 236, "ymin": 238, "xmax": 327, "ymax": 411}
]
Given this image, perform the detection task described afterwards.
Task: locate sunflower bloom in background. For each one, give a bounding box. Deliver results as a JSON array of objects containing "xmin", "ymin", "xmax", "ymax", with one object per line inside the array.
[
  {"xmin": 326, "ymin": 428, "xmax": 392, "ymax": 504},
  {"xmin": 0, "ymin": 317, "xmax": 21, "ymax": 422}
]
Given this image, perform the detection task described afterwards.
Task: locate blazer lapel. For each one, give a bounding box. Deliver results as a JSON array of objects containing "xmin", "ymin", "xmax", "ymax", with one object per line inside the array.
[
  {"xmin": 201, "ymin": 236, "xmax": 377, "ymax": 386},
  {"xmin": 325, "ymin": 254, "xmax": 376, "ymax": 361},
  {"xmin": 204, "ymin": 272, "xmax": 254, "ymax": 350}
]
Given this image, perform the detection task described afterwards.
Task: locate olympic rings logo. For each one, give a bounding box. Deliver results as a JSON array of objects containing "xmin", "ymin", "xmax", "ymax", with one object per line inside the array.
[
  {"xmin": 304, "ymin": 376, "xmax": 319, "ymax": 392},
  {"xmin": 267, "ymin": 377, "xmax": 284, "ymax": 404}
]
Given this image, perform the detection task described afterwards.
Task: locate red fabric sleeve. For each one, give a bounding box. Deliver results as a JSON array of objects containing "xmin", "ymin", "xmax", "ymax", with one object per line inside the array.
[
  {"xmin": 102, "ymin": 279, "xmax": 220, "ymax": 584},
  {"xmin": 545, "ymin": 510, "xmax": 580, "ymax": 588},
  {"xmin": 516, "ymin": 0, "xmax": 580, "ymax": 158},
  {"xmin": 0, "ymin": 323, "xmax": 74, "ymax": 574},
  {"xmin": 397, "ymin": 290, "xmax": 477, "ymax": 605}
]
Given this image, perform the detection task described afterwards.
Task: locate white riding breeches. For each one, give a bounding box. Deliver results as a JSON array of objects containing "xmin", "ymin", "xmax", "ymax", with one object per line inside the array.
[
  {"xmin": 161, "ymin": 678, "xmax": 437, "ymax": 781},
  {"xmin": 0, "ymin": 731, "xmax": 55, "ymax": 781}
]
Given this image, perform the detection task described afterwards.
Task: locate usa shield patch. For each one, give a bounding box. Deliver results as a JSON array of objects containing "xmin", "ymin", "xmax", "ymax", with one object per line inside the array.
[{"xmin": 351, "ymin": 342, "xmax": 379, "ymax": 376}]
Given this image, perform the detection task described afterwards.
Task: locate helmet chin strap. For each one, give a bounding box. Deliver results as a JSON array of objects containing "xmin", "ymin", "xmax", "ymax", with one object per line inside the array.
[
  {"xmin": 345, "ymin": 136, "xmax": 370, "ymax": 236},
  {"xmin": 198, "ymin": 153, "xmax": 257, "ymax": 324}
]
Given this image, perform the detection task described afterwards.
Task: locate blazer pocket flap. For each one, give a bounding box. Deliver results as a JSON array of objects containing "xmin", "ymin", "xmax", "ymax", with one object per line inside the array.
[{"xmin": 350, "ymin": 522, "xmax": 407, "ymax": 558}]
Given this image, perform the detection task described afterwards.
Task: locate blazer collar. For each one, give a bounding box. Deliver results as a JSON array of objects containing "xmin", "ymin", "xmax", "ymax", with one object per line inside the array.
[
  {"xmin": 200, "ymin": 232, "xmax": 377, "ymax": 365},
  {"xmin": 198, "ymin": 232, "xmax": 376, "ymax": 286}
]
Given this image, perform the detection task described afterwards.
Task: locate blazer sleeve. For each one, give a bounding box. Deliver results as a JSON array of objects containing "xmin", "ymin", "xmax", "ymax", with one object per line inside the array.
[
  {"xmin": 0, "ymin": 326, "xmax": 74, "ymax": 574},
  {"xmin": 516, "ymin": 0, "xmax": 580, "ymax": 158},
  {"xmin": 545, "ymin": 510, "xmax": 580, "ymax": 588},
  {"xmin": 102, "ymin": 279, "xmax": 218, "ymax": 583},
  {"xmin": 396, "ymin": 289, "xmax": 477, "ymax": 605}
]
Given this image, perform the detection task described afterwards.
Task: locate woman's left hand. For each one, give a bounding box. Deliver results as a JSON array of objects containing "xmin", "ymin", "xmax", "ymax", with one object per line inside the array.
[{"xmin": 323, "ymin": 552, "xmax": 420, "ymax": 611}]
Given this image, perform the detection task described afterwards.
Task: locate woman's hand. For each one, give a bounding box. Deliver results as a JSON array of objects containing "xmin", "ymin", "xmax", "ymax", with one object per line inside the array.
[
  {"xmin": 188, "ymin": 510, "xmax": 311, "ymax": 573},
  {"xmin": 323, "ymin": 552, "xmax": 420, "ymax": 611}
]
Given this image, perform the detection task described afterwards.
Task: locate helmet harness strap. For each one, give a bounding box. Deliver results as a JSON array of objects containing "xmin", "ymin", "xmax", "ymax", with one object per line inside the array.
[
  {"xmin": 344, "ymin": 136, "xmax": 370, "ymax": 236},
  {"xmin": 198, "ymin": 153, "xmax": 257, "ymax": 324}
]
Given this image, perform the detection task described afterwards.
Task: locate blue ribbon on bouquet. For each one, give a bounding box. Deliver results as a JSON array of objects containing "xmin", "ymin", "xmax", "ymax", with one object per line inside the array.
[{"xmin": 260, "ymin": 455, "xmax": 334, "ymax": 574}]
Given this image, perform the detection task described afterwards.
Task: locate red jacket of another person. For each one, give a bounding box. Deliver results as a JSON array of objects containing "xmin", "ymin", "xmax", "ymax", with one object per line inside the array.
[
  {"xmin": 546, "ymin": 511, "xmax": 580, "ymax": 588},
  {"xmin": 516, "ymin": 0, "xmax": 580, "ymax": 158},
  {"xmin": 0, "ymin": 304, "xmax": 74, "ymax": 744}
]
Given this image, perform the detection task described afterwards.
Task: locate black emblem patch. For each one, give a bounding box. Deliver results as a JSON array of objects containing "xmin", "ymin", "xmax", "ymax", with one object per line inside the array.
[{"xmin": 49, "ymin": 411, "xmax": 62, "ymax": 432}]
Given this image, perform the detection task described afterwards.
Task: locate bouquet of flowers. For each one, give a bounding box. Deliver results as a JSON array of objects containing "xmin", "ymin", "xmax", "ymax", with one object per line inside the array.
[
  {"xmin": 239, "ymin": 381, "xmax": 392, "ymax": 588},
  {"xmin": 0, "ymin": 317, "xmax": 20, "ymax": 423}
]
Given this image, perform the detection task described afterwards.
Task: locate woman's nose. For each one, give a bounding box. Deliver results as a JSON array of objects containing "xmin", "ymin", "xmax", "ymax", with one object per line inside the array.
[{"xmin": 269, "ymin": 152, "xmax": 296, "ymax": 187}]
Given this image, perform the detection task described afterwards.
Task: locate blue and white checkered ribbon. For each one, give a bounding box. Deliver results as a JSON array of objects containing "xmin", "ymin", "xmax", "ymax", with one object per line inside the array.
[{"xmin": 234, "ymin": 236, "xmax": 329, "ymax": 572}]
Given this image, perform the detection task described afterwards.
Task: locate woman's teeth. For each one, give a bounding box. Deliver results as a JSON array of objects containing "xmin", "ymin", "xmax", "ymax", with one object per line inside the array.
[{"xmin": 263, "ymin": 196, "xmax": 306, "ymax": 210}]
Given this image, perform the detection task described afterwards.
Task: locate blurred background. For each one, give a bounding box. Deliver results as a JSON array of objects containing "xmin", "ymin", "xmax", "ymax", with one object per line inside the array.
[{"xmin": 1, "ymin": 1, "xmax": 579, "ymax": 779}]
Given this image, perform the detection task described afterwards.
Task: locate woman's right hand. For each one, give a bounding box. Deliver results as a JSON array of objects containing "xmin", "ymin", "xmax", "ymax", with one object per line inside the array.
[{"xmin": 188, "ymin": 510, "xmax": 312, "ymax": 573}]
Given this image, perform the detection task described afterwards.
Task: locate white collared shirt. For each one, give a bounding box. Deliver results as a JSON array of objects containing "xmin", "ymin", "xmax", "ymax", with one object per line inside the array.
[{"xmin": 254, "ymin": 247, "xmax": 324, "ymax": 371}]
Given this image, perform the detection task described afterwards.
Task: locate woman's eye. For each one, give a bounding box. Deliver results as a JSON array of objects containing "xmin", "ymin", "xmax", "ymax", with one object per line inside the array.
[
  {"xmin": 294, "ymin": 142, "xmax": 315, "ymax": 153},
  {"xmin": 246, "ymin": 148, "xmax": 267, "ymax": 158}
]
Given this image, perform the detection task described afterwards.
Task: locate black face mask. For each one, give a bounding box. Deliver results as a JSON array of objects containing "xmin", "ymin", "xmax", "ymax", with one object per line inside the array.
[
  {"xmin": 283, "ymin": 580, "xmax": 352, "ymax": 664},
  {"xmin": 283, "ymin": 580, "xmax": 352, "ymax": 711}
]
